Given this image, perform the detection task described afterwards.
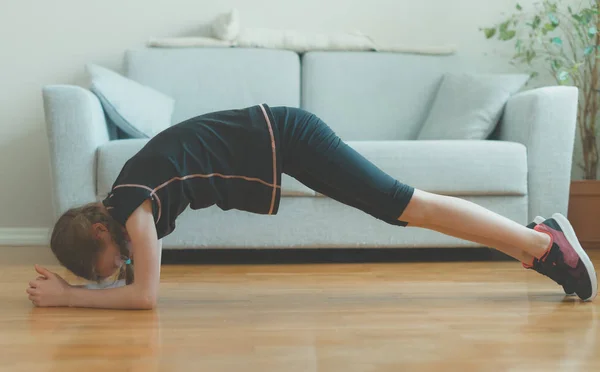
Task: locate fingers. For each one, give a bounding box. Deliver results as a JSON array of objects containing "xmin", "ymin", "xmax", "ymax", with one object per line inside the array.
[
  {"xmin": 26, "ymin": 281, "xmax": 41, "ymax": 306},
  {"xmin": 28, "ymin": 290, "xmax": 40, "ymax": 306},
  {"xmin": 29, "ymin": 295, "xmax": 40, "ymax": 307},
  {"xmin": 34, "ymin": 264, "xmax": 53, "ymax": 278},
  {"xmin": 29, "ymin": 276, "xmax": 47, "ymax": 288}
]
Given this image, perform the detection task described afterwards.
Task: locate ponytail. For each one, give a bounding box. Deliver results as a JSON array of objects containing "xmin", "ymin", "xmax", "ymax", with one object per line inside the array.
[{"xmin": 117, "ymin": 243, "xmax": 135, "ymax": 285}]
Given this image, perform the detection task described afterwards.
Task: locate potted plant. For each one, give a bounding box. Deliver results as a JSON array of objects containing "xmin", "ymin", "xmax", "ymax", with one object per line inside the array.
[{"xmin": 483, "ymin": 0, "xmax": 600, "ymax": 248}]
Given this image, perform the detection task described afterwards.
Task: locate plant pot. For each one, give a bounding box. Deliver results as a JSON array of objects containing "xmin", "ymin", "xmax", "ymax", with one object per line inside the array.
[{"xmin": 567, "ymin": 180, "xmax": 600, "ymax": 249}]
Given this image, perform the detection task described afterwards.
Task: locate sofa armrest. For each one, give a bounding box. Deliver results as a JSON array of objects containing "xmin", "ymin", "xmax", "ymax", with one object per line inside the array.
[
  {"xmin": 498, "ymin": 86, "xmax": 579, "ymax": 220},
  {"xmin": 43, "ymin": 85, "xmax": 110, "ymax": 219}
]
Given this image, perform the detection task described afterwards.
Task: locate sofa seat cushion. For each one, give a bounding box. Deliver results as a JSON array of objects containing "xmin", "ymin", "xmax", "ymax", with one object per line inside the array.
[
  {"xmin": 96, "ymin": 139, "xmax": 316, "ymax": 198},
  {"xmin": 97, "ymin": 139, "xmax": 527, "ymax": 200},
  {"xmin": 336, "ymin": 140, "xmax": 527, "ymax": 196}
]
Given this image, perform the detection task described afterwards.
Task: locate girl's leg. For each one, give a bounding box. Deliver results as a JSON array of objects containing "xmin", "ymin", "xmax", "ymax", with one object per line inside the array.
[
  {"xmin": 400, "ymin": 189, "xmax": 549, "ymax": 264},
  {"xmin": 417, "ymin": 221, "xmax": 537, "ymax": 264},
  {"xmin": 273, "ymin": 106, "xmax": 596, "ymax": 301}
]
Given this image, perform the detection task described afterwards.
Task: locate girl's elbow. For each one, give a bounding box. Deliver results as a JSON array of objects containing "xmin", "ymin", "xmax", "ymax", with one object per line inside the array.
[
  {"xmin": 139, "ymin": 292, "xmax": 158, "ymax": 309},
  {"xmin": 133, "ymin": 288, "xmax": 158, "ymax": 309}
]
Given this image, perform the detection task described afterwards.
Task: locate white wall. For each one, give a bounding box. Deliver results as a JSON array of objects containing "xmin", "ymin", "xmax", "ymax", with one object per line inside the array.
[{"xmin": 0, "ymin": 0, "xmax": 575, "ymax": 231}]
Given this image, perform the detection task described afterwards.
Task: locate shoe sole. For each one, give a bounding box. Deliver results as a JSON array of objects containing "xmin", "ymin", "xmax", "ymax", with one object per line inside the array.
[
  {"xmin": 552, "ymin": 213, "xmax": 598, "ymax": 301},
  {"xmin": 533, "ymin": 216, "xmax": 575, "ymax": 296}
]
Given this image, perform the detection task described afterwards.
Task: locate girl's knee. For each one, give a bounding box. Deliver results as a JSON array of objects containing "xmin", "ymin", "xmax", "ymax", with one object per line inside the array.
[{"xmin": 399, "ymin": 189, "xmax": 438, "ymax": 227}]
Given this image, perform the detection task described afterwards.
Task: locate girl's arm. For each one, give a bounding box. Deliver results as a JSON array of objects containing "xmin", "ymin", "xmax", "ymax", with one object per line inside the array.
[{"xmin": 66, "ymin": 199, "xmax": 162, "ymax": 310}]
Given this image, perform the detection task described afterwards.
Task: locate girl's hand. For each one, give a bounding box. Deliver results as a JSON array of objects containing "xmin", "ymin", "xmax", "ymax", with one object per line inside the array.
[{"xmin": 26, "ymin": 265, "xmax": 71, "ymax": 307}]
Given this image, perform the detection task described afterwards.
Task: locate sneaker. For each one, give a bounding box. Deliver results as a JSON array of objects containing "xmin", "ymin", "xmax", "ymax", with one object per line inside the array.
[
  {"xmin": 524, "ymin": 213, "xmax": 597, "ymax": 301},
  {"xmin": 526, "ymin": 216, "xmax": 575, "ymax": 296}
]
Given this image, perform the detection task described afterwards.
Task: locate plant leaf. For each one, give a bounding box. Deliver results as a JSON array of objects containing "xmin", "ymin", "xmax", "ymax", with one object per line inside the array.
[
  {"xmin": 526, "ymin": 49, "xmax": 537, "ymax": 64},
  {"xmin": 531, "ymin": 15, "xmax": 541, "ymax": 29},
  {"xmin": 552, "ymin": 59, "xmax": 562, "ymax": 70},
  {"xmin": 483, "ymin": 27, "xmax": 497, "ymax": 39},
  {"xmin": 557, "ymin": 70, "xmax": 569, "ymax": 82},
  {"xmin": 517, "ymin": 3, "xmax": 522, "ymax": 11},
  {"xmin": 568, "ymin": 6, "xmax": 573, "ymax": 14},
  {"xmin": 571, "ymin": 63, "xmax": 583, "ymax": 74},
  {"xmin": 500, "ymin": 30, "xmax": 517, "ymax": 40},
  {"xmin": 582, "ymin": 10, "xmax": 593, "ymax": 25},
  {"xmin": 548, "ymin": 13, "xmax": 559, "ymax": 25},
  {"xmin": 589, "ymin": 26, "xmax": 597, "ymax": 36},
  {"xmin": 585, "ymin": 46, "xmax": 595, "ymax": 55},
  {"xmin": 551, "ymin": 37, "xmax": 563, "ymax": 46}
]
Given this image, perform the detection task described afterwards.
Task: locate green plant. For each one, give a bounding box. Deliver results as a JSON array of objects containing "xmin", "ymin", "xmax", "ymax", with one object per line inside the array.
[{"xmin": 483, "ymin": 0, "xmax": 600, "ymax": 179}]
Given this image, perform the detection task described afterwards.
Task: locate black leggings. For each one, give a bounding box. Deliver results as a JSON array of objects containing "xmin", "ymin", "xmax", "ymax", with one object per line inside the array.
[{"xmin": 270, "ymin": 106, "xmax": 415, "ymax": 226}]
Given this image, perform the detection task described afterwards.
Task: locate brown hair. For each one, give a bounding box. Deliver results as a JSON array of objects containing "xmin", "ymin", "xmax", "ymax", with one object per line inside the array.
[{"xmin": 50, "ymin": 202, "xmax": 134, "ymax": 285}]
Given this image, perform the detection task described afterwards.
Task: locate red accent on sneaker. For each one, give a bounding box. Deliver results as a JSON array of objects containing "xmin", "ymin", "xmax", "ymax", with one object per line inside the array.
[
  {"xmin": 522, "ymin": 261, "xmax": 534, "ymax": 269},
  {"xmin": 534, "ymin": 223, "xmax": 579, "ymax": 268},
  {"xmin": 533, "ymin": 225, "xmax": 553, "ymax": 261}
]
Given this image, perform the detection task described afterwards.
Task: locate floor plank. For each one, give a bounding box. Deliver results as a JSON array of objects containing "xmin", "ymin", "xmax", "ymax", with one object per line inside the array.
[{"xmin": 0, "ymin": 247, "xmax": 598, "ymax": 372}]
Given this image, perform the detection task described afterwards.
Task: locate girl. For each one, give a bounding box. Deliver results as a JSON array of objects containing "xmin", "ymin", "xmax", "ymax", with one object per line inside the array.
[{"xmin": 27, "ymin": 104, "xmax": 597, "ymax": 309}]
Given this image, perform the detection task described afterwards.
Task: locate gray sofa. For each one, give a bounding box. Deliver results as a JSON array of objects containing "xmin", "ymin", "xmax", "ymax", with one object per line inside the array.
[{"xmin": 42, "ymin": 48, "xmax": 578, "ymax": 250}]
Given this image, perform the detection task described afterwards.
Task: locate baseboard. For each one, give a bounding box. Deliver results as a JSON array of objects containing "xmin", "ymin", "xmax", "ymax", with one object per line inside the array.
[
  {"xmin": 0, "ymin": 228, "xmax": 50, "ymax": 246},
  {"xmin": 160, "ymin": 247, "xmax": 513, "ymax": 265}
]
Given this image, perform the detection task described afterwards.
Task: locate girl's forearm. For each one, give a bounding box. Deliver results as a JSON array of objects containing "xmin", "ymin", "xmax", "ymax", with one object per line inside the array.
[{"xmin": 67, "ymin": 284, "xmax": 156, "ymax": 310}]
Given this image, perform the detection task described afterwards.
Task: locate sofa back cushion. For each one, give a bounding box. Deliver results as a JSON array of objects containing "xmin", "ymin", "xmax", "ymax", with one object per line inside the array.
[
  {"xmin": 125, "ymin": 48, "xmax": 301, "ymax": 124},
  {"xmin": 301, "ymin": 51, "xmax": 466, "ymax": 140}
]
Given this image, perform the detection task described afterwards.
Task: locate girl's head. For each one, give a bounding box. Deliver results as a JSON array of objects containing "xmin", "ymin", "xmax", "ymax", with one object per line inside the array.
[{"xmin": 50, "ymin": 202, "xmax": 134, "ymax": 284}]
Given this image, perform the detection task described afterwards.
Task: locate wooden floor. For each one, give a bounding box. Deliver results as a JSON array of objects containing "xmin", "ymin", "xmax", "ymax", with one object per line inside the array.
[{"xmin": 1, "ymin": 247, "xmax": 599, "ymax": 372}]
